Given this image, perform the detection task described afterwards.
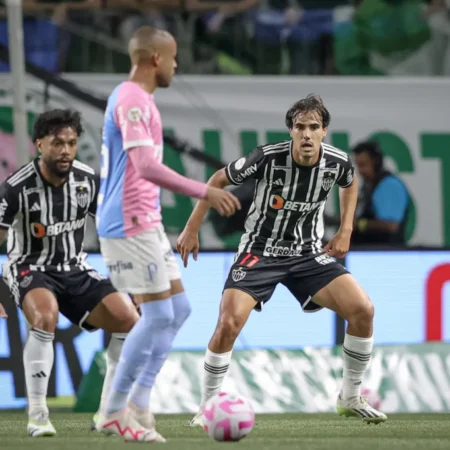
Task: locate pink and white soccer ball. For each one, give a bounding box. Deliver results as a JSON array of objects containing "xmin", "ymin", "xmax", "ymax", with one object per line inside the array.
[{"xmin": 202, "ymin": 392, "xmax": 255, "ymax": 442}]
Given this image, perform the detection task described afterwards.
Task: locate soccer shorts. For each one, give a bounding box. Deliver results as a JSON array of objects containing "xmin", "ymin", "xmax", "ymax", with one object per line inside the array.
[
  {"xmin": 223, "ymin": 252, "xmax": 349, "ymax": 312},
  {"xmin": 4, "ymin": 268, "xmax": 117, "ymax": 331},
  {"xmin": 99, "ymin": 225, "xmax": 181, "ymax": 295}
]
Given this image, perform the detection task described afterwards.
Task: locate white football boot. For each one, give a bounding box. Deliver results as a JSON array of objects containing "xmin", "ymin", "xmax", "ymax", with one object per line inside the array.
[
  {"xmin": 337, "ymin": 394, "xmax": 387, "ymax": 424},
  {"xmin": 96, "ymin": 409, "xmax": 166, "ymax": 442},
  {"xmin": 27, "ymin": 411, "xmax": 56, "ymax": 437},
  {"xmin": 188, "ymin": 410, "xmax": 203, "ymax": 427},
  {"xmin": 128, "ymin": 401, "xmax": 156, "ymax": 429}
]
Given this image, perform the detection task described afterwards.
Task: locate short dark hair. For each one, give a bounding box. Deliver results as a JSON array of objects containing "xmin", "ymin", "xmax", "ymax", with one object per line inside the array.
[
  {"xmin": 285, "ymin": 94, "xmax": 331, "ymax": 129},
  {"xmin": 32, "ymin": 109, "xmax": 83, "ymax": 142},
  {"xmin": 352, "ymin": 140, "xmax": 381, "ymax": 157},
  {"xmin": 352, "ymin": 140, "xmax": 384, "ymax": 172}
]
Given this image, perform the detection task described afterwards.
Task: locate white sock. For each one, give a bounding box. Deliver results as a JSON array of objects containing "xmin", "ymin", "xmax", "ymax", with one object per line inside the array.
[
  {"xmin": 23, "ymin": 328, "xmax": 55, "ymax": 418},
  {"xmin": 341, "ymin": 333, "xmax": 373, "ymax": 400},
  {"xmin": 200, "ymin": 348, "xmax": 232, "ymax": 409},
  {"xmin": 98, "ymin": 333, "xmax": 127, "ymax": 414}
]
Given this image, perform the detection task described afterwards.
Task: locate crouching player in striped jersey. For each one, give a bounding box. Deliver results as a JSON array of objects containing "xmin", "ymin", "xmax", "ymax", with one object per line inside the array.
[
  {"xmin": 178, "ymin": 95, "xmax": 387, "ymax": 425},
  {"xmin": 0, "ymin": 109, "xmax": 139, "ymax": 437}
]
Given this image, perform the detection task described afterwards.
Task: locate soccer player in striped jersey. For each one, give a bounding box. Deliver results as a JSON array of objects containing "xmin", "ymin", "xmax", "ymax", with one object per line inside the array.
[
  {"xmin": 178, "ymin": 94, "xmax": 387, "ymax": 425},
  {"xmin": 0, "ymin": 109, "xmax": 139, "ymax": 437}
]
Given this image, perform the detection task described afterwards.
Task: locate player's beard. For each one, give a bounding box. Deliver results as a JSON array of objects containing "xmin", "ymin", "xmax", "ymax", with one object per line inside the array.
[
  {"xmin": 44, "ymin": 157, "xmax": 73, "ymax": 178},
  {"xmin": 156, "ymin": 71, "xmax": 172, "ymax": 88}
]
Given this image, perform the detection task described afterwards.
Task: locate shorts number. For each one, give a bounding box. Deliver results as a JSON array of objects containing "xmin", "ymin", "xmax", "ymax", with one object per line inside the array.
[{"xmin": 240, "ymin": 253, "xmax": 259, "ymax": 268}]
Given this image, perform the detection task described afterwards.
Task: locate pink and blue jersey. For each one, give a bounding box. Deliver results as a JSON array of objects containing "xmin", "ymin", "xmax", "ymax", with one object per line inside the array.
[{"xmin": 97, "ymin": 81, "xmax": 164, "ymax": 238}]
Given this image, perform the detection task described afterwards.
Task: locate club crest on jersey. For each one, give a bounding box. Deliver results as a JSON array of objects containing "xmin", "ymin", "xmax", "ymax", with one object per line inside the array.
[
  {"xmin": 76, "ymin": 186, "xmax": 89, "ymax": 208},
  {"xmin": 322, "ymin": 172, "xmax": 335, "ymax": 191},
  {"xmin": 127, "ymin": 106, "xmax": 142, "ymax": 122},
  {"xmin": 20, "ymin": 275, "xmax": 33, "ymax": 288},
  {"xmin": 234, "ymin": 157, "xmax": 246, "ymax": 170},
  {"xmin": 232, "ymin": 268, "xmax": 246, "ymax": 282}
]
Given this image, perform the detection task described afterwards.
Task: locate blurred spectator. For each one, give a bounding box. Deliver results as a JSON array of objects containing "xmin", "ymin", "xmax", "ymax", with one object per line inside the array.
[
  {"xmin": 0, "ymin": 129, "xmax": 36, "ymax": 182},
  {"xmin": 334, "ymin": 0, "xmax": 449, "ymax": 76},
  {"xmin": 251, "ymin": 0, "xmax": 335, "ymax": 74},
  {"xmin": 350, "ymin": 141, "xmax": 411, "ymax": 245},
  {"xmin": 193, "ymin": 0, "xmax": 260, "ymax": 74}
]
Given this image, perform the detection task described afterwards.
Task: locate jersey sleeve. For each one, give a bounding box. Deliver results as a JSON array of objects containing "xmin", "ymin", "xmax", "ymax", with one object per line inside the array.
[
  {"xmin": 0, "ymin": 180, "xmax": 19, "ymax": 229},
  {"xmin": 336, "ymin": 156, "xmax": 356, "ymax": 188},
  {"xmin": 88, "ymin": 175, "xmax": 99, "ymax": 218},
  {"xmin": 225, "ymin": 147, "xmax": 266, "ymax": 185},
  {"xmin": 115, "ymin": 90, "xmax": 154, "ymax": 151}
]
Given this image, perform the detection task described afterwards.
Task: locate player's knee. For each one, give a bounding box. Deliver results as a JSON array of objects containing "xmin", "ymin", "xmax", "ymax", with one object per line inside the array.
[
  {"xmin": 216, "ymin": 314, "xmax": 243, "ymax": 341},
  {"xmin": 120, "ymin": 313, "xmax": 138, "ymax": 333},
  {"xmin": 349, "ymin": 298, "xmax": 374, "ymax": 327},
  {"xmin": 31, "ymin": 309, "xmax": 58, "ymax": 332},
  {"xmin": 172, "ymin": 293, "xmax": 192, "ymax": 328},
  {"xmin": 151, "ymin": 301, "xmax": 175, "ymax": 329}
]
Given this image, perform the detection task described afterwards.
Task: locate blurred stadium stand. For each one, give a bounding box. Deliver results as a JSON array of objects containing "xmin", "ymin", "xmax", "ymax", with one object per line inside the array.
[{"xmin": 1, "ymin": 0, "xmax": 448, "ymax": 75}]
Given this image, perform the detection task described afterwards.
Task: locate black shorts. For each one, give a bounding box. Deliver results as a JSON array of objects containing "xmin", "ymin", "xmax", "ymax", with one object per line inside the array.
[
  {"xmin": 223, "ymin": 253, "xmax": 349, "ymax": 312},
  {"xmin": 6, "ymin": 268, "xmax": 117, "ymax": 331}
]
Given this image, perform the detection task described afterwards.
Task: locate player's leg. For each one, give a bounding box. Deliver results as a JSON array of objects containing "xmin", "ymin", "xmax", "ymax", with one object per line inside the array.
[
  {"xmin": 126, "ymin": 278, "xmax": 191, "ymax": 428},
  {"xmin": 96, "ymin": 229, "xmax": 174, "ymax": 441},
  {"xmin": 200, "ymin": 288, "xmax": 256, "ymax": 404},
  {"xmin": 82, "ymin": 287, "xmax": 138, "ymax": 426},
  {"xmin": 22, "ymin": 289, "xmax": 58, "ymax": 437},
  {"xmin": 56, "ymin": 269, "xmax": 164, "ymax": 442},
  {"xmin": 309, "ymin": 269, "xmax": 386, "ymax": 423},
  {"xmin": 126, "ymin": 235, "xmax": 190, "ymax": 422},
  {"xmin": 6, "ymin": 270, "xmax": 62, "ymax": 437},
  {"xmin": 190, "ymin": 254, "xmax": 281, "ymax": 426}
]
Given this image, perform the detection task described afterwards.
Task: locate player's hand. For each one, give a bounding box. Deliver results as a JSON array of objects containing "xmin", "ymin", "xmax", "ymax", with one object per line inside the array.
[
  {"xmin": 177, "ymin": 228, "xmax": 200, "ymax": 268},
  {"xmin": 206, "ymin": 187, "xmax": 241, "ymax": 217},
  {"xmin": 0, "ymin": 302, "xmax": 7, "ymax": 319},
  {"xmin": 323, "ymin": 229, "xmax": 351, "ymax": 258}
]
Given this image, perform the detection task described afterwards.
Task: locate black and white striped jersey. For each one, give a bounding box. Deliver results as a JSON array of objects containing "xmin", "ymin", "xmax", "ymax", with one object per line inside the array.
[
  {"xmin": 0, "ymin": 159, "xmax": 99, "ymax": 277},
  {"xmin": 225, "ymin": 140, "xmax": 355, "ymax": 258}
]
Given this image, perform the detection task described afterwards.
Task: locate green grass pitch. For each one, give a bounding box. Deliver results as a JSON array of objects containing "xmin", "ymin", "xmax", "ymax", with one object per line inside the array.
[{"xmin": 1, "ymin": 412, "xmax": 450, "ymax": 450}]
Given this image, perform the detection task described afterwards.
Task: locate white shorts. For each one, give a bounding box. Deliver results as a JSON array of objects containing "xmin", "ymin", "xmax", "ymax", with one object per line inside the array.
[{"xmin": 99, "ymin": 225, "xmax": 181, "ymax": 294}]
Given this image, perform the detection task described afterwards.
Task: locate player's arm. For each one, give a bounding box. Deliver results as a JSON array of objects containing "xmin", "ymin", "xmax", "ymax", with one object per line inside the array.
[
  {"xmin": 88, "ymin": 175, "xmax": 99, "ymax": 218},
  {"xmin": 184, "ymin": 147, "xmax": 265, "ymax": 233},
  {"xmin": 177, "ymin": 148, "xmax": 265, "ymax": 266},
  {"xmin": 337, "ymin": 165, "xmax": 358, "ymax": 235},
  {"xmin": 115, "ymin": 95, "xmax": 239, "ymax": 216},
  {"xmin": 324, "ymin": 158, "xmax": 358, "ymax": 257},
  {"xmin": 0, "ymin": 181, "xmax": 19, "ymax": 319}
]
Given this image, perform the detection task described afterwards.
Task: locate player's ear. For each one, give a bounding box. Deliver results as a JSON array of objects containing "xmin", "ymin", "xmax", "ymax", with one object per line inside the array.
[
  {"xmin": 35, "ymin": 139, "xmax": 42, "ymax": 154},
  {"xmin": 322, "ymin": 127, "xmax": 328, "ymax": 138},
  {"xmin": 152, "ymin": 52, "xmax": 161, "ymax": 67}
]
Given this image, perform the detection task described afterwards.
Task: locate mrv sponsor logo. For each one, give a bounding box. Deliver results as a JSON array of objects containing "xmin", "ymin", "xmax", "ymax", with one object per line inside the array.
[{"xmin": 235, "ymin": 164, "xmax": 257, "ymax": 183}]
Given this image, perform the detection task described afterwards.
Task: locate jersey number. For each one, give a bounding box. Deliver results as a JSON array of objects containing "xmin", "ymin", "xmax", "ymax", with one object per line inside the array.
[{"xmin": 240, "ymin": 253, "xmax": 259, "ymax": 268}]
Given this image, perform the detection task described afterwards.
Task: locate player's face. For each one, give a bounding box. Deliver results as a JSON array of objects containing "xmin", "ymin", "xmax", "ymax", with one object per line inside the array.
[
  {"xmin": 354, "ymin": 152, "xmax": 375, "ymax": 181},
  {"xmin": 155, "ymin": 37, "xmax": 177, "ymax": 88},
  {"xmin": 290, "ymin": 111, "xmax": 327, "ymax": 160},
  {"xmin": 37, "ymin": 127, "xmax": 78, "ymax": 178}
]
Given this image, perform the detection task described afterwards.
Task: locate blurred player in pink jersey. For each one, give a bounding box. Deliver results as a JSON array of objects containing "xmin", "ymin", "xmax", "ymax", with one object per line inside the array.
[{"xmin": 95, "ymin": 27, "xmax": 240, "ymax": 442}]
